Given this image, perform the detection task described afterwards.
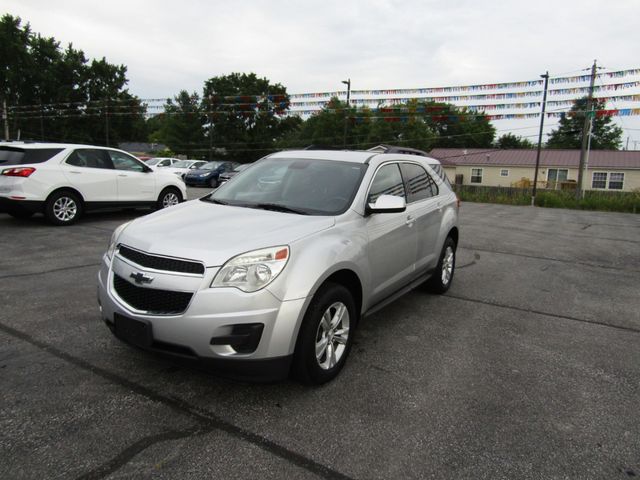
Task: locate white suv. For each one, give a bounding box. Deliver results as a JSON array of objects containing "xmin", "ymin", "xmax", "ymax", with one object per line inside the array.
[{"xmin": 0, "ymin": 143, "xmax": 187, "ymax": 225}]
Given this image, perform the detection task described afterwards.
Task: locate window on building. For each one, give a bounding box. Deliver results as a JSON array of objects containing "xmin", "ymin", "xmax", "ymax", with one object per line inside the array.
[
  {"xmin": 500, "ymin": 169, "xmax": 509, "ymax": 177},
  {"xmin": 592, "ymin": 172, "xmax": 607, "ymax": 189},
  {"xmin": 608, "ymin": 172, "xmax": 624, "ymax": 190},
  {"xmin": 470, "ymin": 168, "xmax": 483, "ymax": 184},
  {"xmin": 547, "ymin": 168, "xmax": 568, "ymax": 182}
]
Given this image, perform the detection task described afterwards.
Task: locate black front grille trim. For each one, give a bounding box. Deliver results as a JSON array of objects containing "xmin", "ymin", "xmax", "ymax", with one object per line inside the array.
[
  {"xmin": 113, "ymin": 274, "xmax": 193, "ymax": 315},
  {"xmin": 118, "ymin": 245, "xmax": 204, "ymax": 275}
]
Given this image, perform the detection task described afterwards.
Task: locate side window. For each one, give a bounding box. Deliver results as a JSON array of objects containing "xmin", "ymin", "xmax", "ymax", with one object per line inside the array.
[
  {"xmin": 66, "ymin": 149, "xmax": 113, "ymax": 169},
  {"xmin": 367, "ymin": 163, "xmax": 406, "ymax": 204},
  {"xmin": 109, "ymin": 151, "xmax": 146, "ymax": 172},
  {"xmin": 400, "ymin": 163, "xmax": 438, "ymax": 202}
]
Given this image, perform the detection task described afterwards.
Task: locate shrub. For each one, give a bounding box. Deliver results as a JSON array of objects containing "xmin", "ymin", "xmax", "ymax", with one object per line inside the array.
[{"xmin": 453, "ymin": 185, "xmax": 640, "ymax": 213}]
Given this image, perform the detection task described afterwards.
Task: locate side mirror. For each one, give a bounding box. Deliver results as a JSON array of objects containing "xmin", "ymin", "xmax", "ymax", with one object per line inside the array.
[
  {"xmin": 366, "ymin": 194, "xmax": 406, "ymax": 214},
  {"xmin": 143, "ymin": 165, "xmax": 153, "ymax": 173}
]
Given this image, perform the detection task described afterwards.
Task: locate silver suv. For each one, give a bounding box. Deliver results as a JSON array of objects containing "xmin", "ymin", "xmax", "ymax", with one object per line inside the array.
[{"xmin": 97, "ymin": 147, "xmax": 459, "ymax": 384}]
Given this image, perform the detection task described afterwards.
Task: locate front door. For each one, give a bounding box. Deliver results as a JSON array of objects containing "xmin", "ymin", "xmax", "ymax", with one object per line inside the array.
[
  {"xmin": 365, "ymin": 163, "xmax": 417, "ymax": 306},
  {"xmin": 108, "ymin": 151, "xmax": 156, "ymax": 202}
]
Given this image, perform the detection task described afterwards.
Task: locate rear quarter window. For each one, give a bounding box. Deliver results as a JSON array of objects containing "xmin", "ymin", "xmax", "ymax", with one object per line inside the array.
[{"xmin": 0, "ymin": 147, "xmax": 64, "ymax": 166}]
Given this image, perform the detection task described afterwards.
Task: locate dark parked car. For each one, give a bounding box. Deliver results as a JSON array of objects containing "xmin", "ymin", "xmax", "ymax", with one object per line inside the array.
[
  {"xmin": 218, "ymin": 164, "xmax": 251, "ymax": 185},
  {"xmin": 184, "ymin": 161, "xmax": 239, "ymax": 188}
]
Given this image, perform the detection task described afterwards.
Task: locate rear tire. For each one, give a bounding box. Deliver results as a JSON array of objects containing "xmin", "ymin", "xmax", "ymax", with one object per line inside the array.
[
  {"xmin": 156, "ymin": 187, "xmax": 182, "ymax": 210},
  {"xmin": 45, "ymin": 190, "xmax": 83, "ymax": 226},
  {"xmin": 292, "ymin": 282, "xmax": 356, "ymax": 385},
  {"xmin": 425, "ymin": 237, "xmax": 456, "ymax": 294}
]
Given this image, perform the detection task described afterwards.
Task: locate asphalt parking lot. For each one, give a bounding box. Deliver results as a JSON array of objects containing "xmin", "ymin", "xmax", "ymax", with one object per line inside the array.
[{"xmin": 1, "ymin": 187, "xmax": 639, "ymax": 479}]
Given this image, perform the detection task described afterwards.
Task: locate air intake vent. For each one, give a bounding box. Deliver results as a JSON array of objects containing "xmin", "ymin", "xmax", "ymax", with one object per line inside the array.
[
  {"xmin": 118, "ymin": 245, "xmax": 204, "ymax": 275},
  {"xmin": 113, "ymin": 274, "xmax": 193, "ymax": 315}
]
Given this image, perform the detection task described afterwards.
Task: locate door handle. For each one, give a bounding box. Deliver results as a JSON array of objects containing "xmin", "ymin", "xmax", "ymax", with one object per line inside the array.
[
  {"xmin": 405, "ymin": 215, "xmax": 415, "ymax": 227},
  {"xmin": 117, "ymin": 174, "xmax": 128, "ymax": 177},
  {"xmin": 69, "ymin": 170, "xmax": 81, "ymax": 174}
]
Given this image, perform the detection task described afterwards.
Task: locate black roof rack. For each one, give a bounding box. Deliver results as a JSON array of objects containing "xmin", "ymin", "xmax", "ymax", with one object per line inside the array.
[{"xmin": 367, "ymin": 144, "xmax": 429, "ymax": 157}]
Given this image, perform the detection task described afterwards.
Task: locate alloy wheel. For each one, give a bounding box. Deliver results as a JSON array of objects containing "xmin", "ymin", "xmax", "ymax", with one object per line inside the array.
[
  {"xmin": 162, "ymin": 192, "xmax": 179, "ymax": 208},
  {"xmin": 315, "ymin": 302, "xmax": 350, "ymax": 370},
  {"xmin": 53, "ymin": 196, "xmax": 77, "ymax": 222},
  {"xmin": 441, "ymin": 246, "xmax": 454, "ymax": 285}
]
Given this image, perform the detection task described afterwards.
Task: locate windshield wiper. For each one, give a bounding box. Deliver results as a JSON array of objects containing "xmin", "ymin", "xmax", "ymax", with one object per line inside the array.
[
  {"xmin": 246, "ymin": 203, "xmax": 309, "ymax": 215},
  {"xmin": 200, "ymin": 197, "xmax": 228, "ymax": 205}
]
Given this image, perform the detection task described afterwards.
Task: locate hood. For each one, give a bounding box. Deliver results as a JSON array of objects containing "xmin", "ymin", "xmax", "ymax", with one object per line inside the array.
[{"xmin": 118, "ymin": 200, "xmax": 335, "ymax": 266}]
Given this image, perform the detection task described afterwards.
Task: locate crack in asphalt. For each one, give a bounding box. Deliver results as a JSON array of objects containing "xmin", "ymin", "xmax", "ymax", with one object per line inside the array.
[
  {"xmin": 459, "ymin": 245, "xmax": 640, "ymax": 273},
  {"xmin": 75, "ymin": 428, "xmax": 209, "ymax": 480},
  {"xmin": 0, "ymin": 321, "xmax": 355, "ymax": 480},
  {"xmin": 0, "ymin": 262, "xmax": 102, "ymax": 280},
  {"xmin": 444, "ymin": 293, "xmax": 640, "ymax": 335}
]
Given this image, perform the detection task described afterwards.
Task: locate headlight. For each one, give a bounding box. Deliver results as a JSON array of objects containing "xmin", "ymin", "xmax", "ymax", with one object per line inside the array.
[
  {"xmin": 211, "ymin": 246, "xmax": 289, "ymax": 292},
  {"xmin": 106, "ymin": 221, "xmax": 132, "ymax": 260}
]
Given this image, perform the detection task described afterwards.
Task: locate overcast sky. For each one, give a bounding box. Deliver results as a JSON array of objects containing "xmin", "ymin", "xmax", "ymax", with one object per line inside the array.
[{"xmin": 5, "ymin": 0, "xmax": 640, "ymax": 145}]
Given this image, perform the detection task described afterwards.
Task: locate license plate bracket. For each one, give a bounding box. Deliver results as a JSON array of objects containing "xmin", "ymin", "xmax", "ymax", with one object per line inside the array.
[{"xmin": 114, "ymin": 314, "xmax": 153, "ymax": 348}]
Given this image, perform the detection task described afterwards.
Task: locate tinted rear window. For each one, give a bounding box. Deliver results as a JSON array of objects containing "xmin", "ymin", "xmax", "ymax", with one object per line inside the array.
[{"xmin": 0, "ymin": 147, "xmax": 63, "ymax": 166}]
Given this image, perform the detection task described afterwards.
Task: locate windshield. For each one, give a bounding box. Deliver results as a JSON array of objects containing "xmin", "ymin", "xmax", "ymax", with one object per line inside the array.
[
  {"xmin": 173, "ymin": 160, "xmax": 193, "ymax": 168},
  {"xmin": 201, "ymin": 161, "xmax": 223, "ymax": 170},
  {"xmin": 206, "ymin": 158, "xmax": 367, "ymax": 215}
]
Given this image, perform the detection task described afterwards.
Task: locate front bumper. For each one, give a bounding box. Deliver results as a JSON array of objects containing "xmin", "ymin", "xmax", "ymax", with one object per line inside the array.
[
  {"xmin": 184, "ymin": 176, "xmax": 212, "ymax": 186},
  {"xmin": 97, "ymin": 253, "xmax": 306, "ymax": 381}
]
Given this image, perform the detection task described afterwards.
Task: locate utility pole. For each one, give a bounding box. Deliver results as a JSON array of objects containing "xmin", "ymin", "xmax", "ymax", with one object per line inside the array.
[
  {"xmin": 2, "ymin": 99, "xmax": 9, "ymax": 141},
  {"xmin": 531, "ymin": 71, "xmax": 549, "ymax": 206},
  {"xmin": 342, "ymin": 78, "xmax": 351, "ymax": 148},
  {"xmin": 576, "ymin": 60, "xmax": 597, "ymax": 200},
  {"xmin": 105, "ymin": 99, "xmax": 110, "ymax": 147},
  {"xmin": 625, "ymin": 136, "xmax": 629, "ymax": 150}
]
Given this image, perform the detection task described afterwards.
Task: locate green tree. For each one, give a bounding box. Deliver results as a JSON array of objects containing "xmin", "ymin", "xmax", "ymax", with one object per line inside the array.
[
  {"xmin": 202, "ymin": 72, "xmax": 298, "ymax": 161},
  {"xmin": 0, "ymin": 14, "xmax": 145, "ymax": 145},
  {"xmin": 421, "ymin": 102, "xmax": 496, "ymax": 148},
  {"xmin": 495, "ymin": 133, "xmax": 534, "ymax": 149},
  {"xmin": 158, "ymin": 91, "xmax": 205, "ymax": 157},
  {"xmin": 546, "ymin": 97, "xmax": 623, "ymax": 150}
]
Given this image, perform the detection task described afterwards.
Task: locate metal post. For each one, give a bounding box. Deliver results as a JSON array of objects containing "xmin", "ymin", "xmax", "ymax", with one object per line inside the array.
[
  {"xmin": 531, "ymin": 72, "xmax": 549, "ymax": 206},
  {"xmin": 342, "ymin": 79, "xmax": 351, "ymax": 148},
  {"xmin": 105, "ymin": 99, "xmax": 110, "ymax": 147},
  {"xmin": 2, "ymin": 99, "xmax": 9, "ymax": 141},
  {"xmin": 576, "ymin": 61, "xmax": 597, "ymax": 200}
]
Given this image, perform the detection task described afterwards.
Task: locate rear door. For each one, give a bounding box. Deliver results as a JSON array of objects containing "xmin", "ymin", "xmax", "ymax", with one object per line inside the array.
[
  {"xmin": 108, "ymin": 150, "xmax": 156, "ymax": 202},
  {"xmin": 399, "ymin": 162, "xmax": 442, "ymax": 274},
  {"xmin": 365, "ymin": 162, "xmax": 417, "ymax": 306},
  {"xmin": 61, "ymin": 149, "xmax": 118, "ymax": 202}
]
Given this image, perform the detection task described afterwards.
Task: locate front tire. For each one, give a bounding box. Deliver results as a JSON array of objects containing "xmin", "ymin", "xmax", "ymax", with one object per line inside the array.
[
  {"xmin": 209, "ymin": 177, "xmax": 219, "ymax": 188},
  {"xmin": 45, "ymin": 190, "xmax": 83, "ymax": 225},
  {"xmin": 292, "ymin": 282, "xmax": 356, "ymax": 385},
  {"xmin": 426, "ymin": 237, "xmax": 456, "ymax": 294},
  {"xmin": 156, "ymin": 188, "xmax": 182, "ymax": 210}
]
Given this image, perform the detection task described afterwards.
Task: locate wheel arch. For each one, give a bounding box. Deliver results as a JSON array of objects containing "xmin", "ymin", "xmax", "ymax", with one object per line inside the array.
[
  {"xmin": 45, "ymin": 186, "xmax": 85, "ymax": 209},
  {"xmin": 448, "ymin": 226, "xmax": 459, "ymax": 246}
]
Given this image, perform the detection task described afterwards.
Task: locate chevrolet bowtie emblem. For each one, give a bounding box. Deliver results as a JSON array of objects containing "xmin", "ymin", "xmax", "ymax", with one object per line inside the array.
[{"xmin": 130, "ymin": 272, "xmax": 154, "ymax": 285}]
